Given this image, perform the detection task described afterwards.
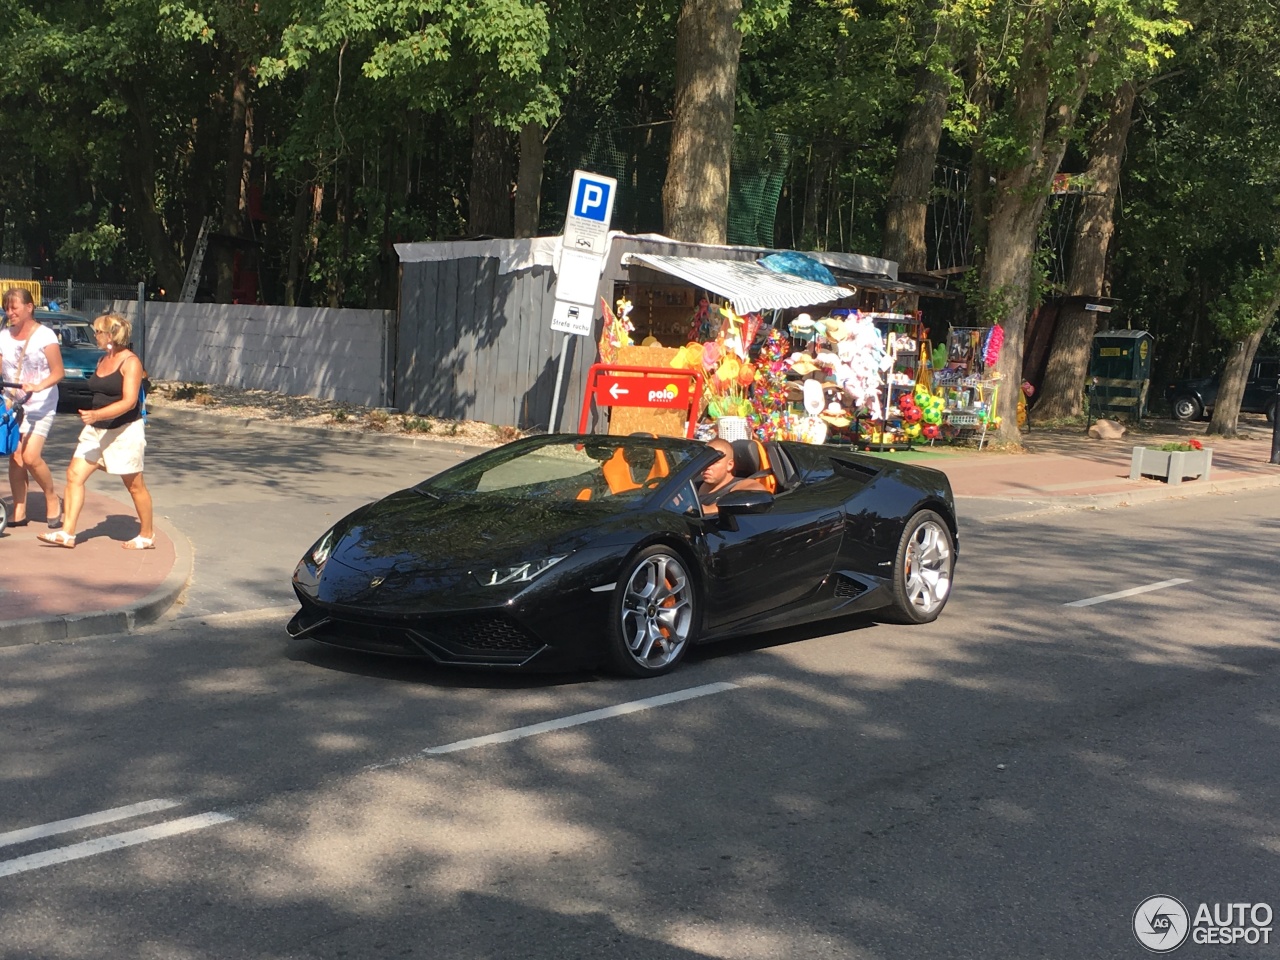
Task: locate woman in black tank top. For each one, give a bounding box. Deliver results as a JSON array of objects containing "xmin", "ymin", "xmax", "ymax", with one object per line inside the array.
[
  {"xmin": 84, "ymin": 366, "xmax": 142, "ymax": 430},
  {"xmin": 37, "ymin": 313, "xmax": 155, "ymax": 550}
]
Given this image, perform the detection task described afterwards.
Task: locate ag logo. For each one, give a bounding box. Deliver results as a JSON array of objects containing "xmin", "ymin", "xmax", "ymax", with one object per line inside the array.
[{"xmin": 1134, "ymin": 895, "xmax": 1190, "ymax": 953}]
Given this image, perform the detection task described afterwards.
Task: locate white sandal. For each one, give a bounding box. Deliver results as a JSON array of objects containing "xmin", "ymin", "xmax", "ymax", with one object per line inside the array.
[
  {"xmin": 37, "ymin": 530, "xmax": 76, "ymax": 549},
  {"xmin": 123, "ymin": 535, "xmax": 155, "ymax": 550}
]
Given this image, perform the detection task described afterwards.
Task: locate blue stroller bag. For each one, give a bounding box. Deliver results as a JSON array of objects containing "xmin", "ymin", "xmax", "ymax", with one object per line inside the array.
[{"xmin": 0, "ymin": 400, "xmax": 20, "ymax": 457}]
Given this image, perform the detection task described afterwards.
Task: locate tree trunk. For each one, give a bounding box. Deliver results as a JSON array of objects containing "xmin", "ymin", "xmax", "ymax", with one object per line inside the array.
[
  {"xmin": 215, "ymin": 65, "xmax": 252, "ymax": 303},
  {"xmin": 329, "ymin": 161, "xmax": 352, "ymax": 307},
  {"xmin": 120, "ymin": 85, "xmax": 186, "ymax": 295},
  {"xmin": 1208, "ymin": 285, "xmax": 1280, "ymax": 436},
  {"xmin": 467, "ymin": 114, "xmax": 512, "ymax": 237},
  {"xmin": 514, "ymin": 121, "xmax": 547, "ymax": 239},
  {"xmin": 882, "ymin": 15, "xmax": 952, "ymax": 275},
  {"xmin": 983, "ymin": 16, "xmax": 1098, "ymax": 442},
  {"xmin": 1208, "ymin": 324, "xmax": 1269, "ymax": 436},
  {"xmin": 801, "ymin": 142, "xmax": 835, "ymax": 249},
  {"xmin": 662, "ymin": 0, "xmax": 743, "ymax": 244},
  {"xmin": 1035, "ymin": 81, "xmax": 1137, "ymax": 420},
  {"xmin": 284, "ymin": 182, "xmax": 310, "ymax": 307}
]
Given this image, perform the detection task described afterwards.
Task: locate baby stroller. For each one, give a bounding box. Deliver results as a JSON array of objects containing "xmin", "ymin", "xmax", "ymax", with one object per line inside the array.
[{"xmin": 0, "ymin": 382, "xmax": 25, "ymax": 535}]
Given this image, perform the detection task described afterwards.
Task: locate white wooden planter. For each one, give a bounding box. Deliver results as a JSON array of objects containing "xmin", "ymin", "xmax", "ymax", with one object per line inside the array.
[{"xmin": 1129, "ymin": 446, "xmax": 1212, "ymax": 485}]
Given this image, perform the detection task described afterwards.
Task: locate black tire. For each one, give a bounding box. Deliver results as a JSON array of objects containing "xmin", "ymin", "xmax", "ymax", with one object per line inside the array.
[
  {"xmin": 605, "ymin": 545, "xmax": 699, "ymax": 677},
  {"xmin": 883, "ymin": 509, "xmax": 955, "ymax": 625},
  {"xmin": 0, "ymin": 499, "xmax": 6, "ymax": 536},
  {"xmin": 1171, "ymin": 395, "xmax": 1203, "ymax": 422}
]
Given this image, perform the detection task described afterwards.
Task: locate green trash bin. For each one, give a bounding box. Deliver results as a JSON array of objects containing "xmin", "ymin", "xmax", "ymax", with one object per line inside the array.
[{"xmin": 1088, "ymin": 330, "xmax": 1154, "ymax": 420}]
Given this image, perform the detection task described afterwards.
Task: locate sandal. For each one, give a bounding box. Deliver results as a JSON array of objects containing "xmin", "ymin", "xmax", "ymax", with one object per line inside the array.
[
  {"xmin": 123, "ymin": 535, "xmax": 155, "ymax": 550},
  {"xmin": 37, "ymin": 530, "xmax": 76, "ymax": 548}
]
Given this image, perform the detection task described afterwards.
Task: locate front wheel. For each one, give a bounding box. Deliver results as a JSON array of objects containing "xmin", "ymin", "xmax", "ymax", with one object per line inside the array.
[
  {"xmin": 606, "ymin": 546, "xmax": 699, "ymax": 677},
  {"xmin": 884, "ymin": 510, "xmax": 955, "ymax": 624},
  {"xmin": 1171, "ymin": 395, "xmax": 1203, "ymax": 422}
]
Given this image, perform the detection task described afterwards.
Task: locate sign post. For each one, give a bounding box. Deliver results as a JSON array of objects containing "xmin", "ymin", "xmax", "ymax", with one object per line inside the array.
[{"xmin": 548, "ymin": 170, "xmax": 617, "ymax": 433}]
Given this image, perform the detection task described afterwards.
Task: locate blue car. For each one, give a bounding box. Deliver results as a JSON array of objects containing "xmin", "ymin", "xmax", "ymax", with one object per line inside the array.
[{"xmin": 35, "ymin": 309, "xmax": 106, "ymax": 410}]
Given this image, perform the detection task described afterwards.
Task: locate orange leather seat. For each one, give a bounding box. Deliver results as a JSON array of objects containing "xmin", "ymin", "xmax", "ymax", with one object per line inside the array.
[
  {"xmin": 731, "ymin": 438, "xmax": 777, "ymax": 494},
  {"xmin": 602, "ymin": 448, "xmax": 641, "ymax": 494}
]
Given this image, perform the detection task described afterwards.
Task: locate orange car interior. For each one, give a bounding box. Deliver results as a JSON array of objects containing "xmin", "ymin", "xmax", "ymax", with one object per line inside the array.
[
  {"xmin": 730, "ymin": 438, "xmax": 779, "ymax": 494},
  {"xmin": 580, "ymin": 446, "xmax": 672, "ymax": 500}
]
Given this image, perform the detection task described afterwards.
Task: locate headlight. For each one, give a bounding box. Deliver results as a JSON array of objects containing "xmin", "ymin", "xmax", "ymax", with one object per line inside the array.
[
  {"xmin": 309, "ymin": 529, "xmax": 336, "ymax": 568},
  {"xmin": 475, "ymin": 555, "xmax": 567, "ymax": 587}
]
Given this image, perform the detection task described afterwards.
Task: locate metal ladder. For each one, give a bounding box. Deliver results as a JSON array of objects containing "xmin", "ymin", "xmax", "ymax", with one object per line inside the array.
[{"xmin": 179, "ymin": 216, "xmax": 213, "ymax": 302}]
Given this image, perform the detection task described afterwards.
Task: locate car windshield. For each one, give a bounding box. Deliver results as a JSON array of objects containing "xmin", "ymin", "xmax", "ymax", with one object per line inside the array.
[
  {"xmin": 58, "ymin": 323, "xmax": 96, "ymax": 347},
  {"xmin": 415, "ymin": 435, "xmax": 705, "ymax": 505}
]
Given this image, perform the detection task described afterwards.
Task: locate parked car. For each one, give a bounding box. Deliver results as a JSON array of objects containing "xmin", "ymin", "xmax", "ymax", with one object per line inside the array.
[
  {"xmin": 1164, "ymin": 356, "xmax": 1279, "ymax": 423},
  {"xmin": 34, "ymin": 309, "xmax": 105, "ymax": 410},
  {"xmin": 288, "ymin": 433, "xmax": 958, "ymax": 677}
]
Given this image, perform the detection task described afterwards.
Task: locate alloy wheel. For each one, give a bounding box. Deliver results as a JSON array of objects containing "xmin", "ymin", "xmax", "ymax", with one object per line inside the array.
[
  {"xmin": 902, "ymin": 518, "xmax": 953, "ymax": 616},
  {"xmin": 618, "ymin": 552, "xmax": 694, "ymax": 670}
]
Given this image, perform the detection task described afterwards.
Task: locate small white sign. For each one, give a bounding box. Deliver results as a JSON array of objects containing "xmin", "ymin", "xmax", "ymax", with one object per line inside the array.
[
  {"xmin": 550, "ymin": 299, "xmax": 595, "ymax": 337},
  {"xmin": 556, "ymin": 247, "xmax": 605, "ymax": 306},
  {"xmin": 1084, "ymin": 302, "xmax": 1113, "ymax": 313}
]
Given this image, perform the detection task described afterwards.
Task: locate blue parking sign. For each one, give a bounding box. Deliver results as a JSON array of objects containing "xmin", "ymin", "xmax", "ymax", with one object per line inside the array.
[
  {"xmin": 563, "ymin": 170, "xmax": 617, "ymax": 257},
  {"xmin": 570, "ymin": 172, "xmax": 615, "ymax": 223}
]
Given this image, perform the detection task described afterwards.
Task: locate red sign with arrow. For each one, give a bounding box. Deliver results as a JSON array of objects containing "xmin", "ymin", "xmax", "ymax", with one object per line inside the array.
[{"xmin": 579, "ymin": 364, "xmax": 705, "ymax": 437}]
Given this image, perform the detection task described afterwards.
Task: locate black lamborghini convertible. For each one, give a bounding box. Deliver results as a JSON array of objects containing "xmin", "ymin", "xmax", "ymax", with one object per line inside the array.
[{"xmin": 288, "ymin": 434, "xmax": 958, "ymax": 677}]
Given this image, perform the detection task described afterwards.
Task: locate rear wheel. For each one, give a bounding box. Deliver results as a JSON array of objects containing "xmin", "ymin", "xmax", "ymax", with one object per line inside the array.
[
  {"xmin": 606, "ymin": 546, "xmax": 698, "ymax": 677},
  {"xmin": 884, "ymin": 510, "xmax": 954, "ymax": 624},
  {"xmin": 1171, "ymin": 395, "xmax": 1203, "ymax": 422}
]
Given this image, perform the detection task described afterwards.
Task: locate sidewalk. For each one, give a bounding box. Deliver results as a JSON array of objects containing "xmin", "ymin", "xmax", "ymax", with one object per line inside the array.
[
  {"xmin": 917, "ymin": 421, "xmax": 1280, "ymax": 521},
  {"xmin": 0, "ymin": 487, "xmax": 189, "ymax": 646},
  {"xmin": 1, "ymin": 409, "xmax": 1276, "ymax": 646}
]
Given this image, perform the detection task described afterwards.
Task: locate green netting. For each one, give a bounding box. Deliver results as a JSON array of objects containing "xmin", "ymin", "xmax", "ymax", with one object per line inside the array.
[{"xmin": 728, "ymin": 132, "xmax": 792, "ymax": 247}]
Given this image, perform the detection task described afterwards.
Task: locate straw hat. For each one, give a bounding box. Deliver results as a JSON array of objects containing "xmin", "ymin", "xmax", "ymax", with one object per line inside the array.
[
  {"xmin": 821, "ymin": 317, "xmax": 849, "ymax": 341},
  {"xmin": 789, "ymin": 354, "xmax": 820, "ymax": 376}
]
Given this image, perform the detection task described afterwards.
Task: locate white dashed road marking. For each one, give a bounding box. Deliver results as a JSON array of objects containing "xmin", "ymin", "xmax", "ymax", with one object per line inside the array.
[
  {"xmin": 0, "ymin": 798, "xmax": 182, "ymax": 849},
  {"xmin": 1064, "ymin": 578, "xmax": 1192, "ymax": 608},
  {"xmin": 0, "ymin": 812, "xmax": 233, "ymax": 879},
  {"xmin": 424, "ymin": 680, "xmax": 742, "ymax": 755}
]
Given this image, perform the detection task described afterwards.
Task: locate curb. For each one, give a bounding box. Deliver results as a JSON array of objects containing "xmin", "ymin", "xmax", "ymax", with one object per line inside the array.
[
  {"xmin": 146, "ymin": 405, "xmax": 497, "ymax": 458},
  {"xmin": 0, "ymin": 513, "xmax": 194, "ymax": 647}
]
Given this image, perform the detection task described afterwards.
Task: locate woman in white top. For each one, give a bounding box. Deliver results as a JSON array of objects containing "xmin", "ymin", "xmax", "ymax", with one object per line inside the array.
[{"xmin": 0, "ymin": 288, "xmax": 64, "ymax": 527}]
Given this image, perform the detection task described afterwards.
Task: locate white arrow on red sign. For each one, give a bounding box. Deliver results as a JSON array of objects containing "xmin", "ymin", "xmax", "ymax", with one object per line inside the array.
[{"xmin": 609, "ymin": 382, "xmax": 629, "ymax": 400}]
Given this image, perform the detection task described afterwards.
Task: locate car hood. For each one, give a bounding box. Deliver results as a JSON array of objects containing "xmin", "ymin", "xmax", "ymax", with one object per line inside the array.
[
  {"xmin": 61, "ymin": 346, "xmax": 107, "ymax": 373},
  {"xmin": 308, "ymin": 489, "xmax": 664, "ymax": 610},
  {"xmin": 326, "ymin": 488, "xmax": 644, "ymax": 575}
]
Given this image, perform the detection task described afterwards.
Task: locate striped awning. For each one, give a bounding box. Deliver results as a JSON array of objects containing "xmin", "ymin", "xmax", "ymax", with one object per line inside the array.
[{"xmin": 623, "ymin": 253, "xmax": 856, "ymax": 314}]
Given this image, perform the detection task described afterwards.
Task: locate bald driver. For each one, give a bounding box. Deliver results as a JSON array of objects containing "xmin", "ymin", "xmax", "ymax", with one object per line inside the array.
[{"xmin": 695, "ymin": 438, "xmax": 767, "ymax": 515}]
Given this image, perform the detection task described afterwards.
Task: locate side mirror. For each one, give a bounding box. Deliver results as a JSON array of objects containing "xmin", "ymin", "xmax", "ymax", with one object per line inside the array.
[{"xmin": 716, "ymin": 489, "xmax": 774, "ymax": 516}]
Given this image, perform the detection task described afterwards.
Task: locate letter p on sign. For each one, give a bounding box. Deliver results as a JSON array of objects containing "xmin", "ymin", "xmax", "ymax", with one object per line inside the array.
[{"xmin": 572, "ymin": 174, "xmax": 613, "ymax": 222}]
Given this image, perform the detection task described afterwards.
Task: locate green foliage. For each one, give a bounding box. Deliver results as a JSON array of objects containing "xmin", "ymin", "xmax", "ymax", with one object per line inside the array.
[{"xmin": 1209, "ymin": 253, "xmax": 1280, "ymax": 340}]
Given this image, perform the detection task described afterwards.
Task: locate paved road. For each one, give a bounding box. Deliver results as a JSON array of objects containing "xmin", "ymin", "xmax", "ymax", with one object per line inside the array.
[{"xmin": 1, "ymin": 426, "xmax": 1277, "ymax": 959}]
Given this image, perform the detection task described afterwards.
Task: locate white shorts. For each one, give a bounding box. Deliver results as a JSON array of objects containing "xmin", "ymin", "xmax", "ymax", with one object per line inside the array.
[
  {"xmin": 75, "ymin": 419, "xmax": 146, "ymax": 475},
  {"xmin": 20, "ymin": 410, "xmax": 53, "ymax": 439}
]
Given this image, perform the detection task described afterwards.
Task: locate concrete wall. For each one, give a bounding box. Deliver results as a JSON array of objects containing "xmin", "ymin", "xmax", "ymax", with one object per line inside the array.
[{"xmin": 111, "ymin": 301, "xmax": 393, "ymax": 408}]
